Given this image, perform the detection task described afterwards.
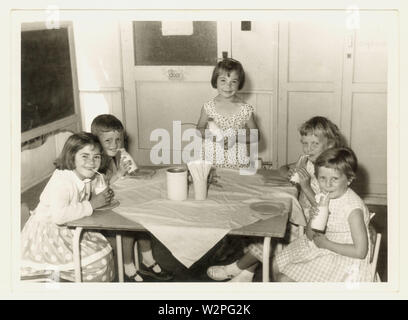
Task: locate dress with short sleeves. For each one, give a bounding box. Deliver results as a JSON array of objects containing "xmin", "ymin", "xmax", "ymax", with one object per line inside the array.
[
  {"xmin": 201, "ymin": 99, "xmax": 255, "ymax": 169},
  {"xmin": 275, "ymin": 188, "xmax": 373, "ymax": 282}
]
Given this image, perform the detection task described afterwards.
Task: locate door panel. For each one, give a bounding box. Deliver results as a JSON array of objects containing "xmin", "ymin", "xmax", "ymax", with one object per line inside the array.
[
  {"xmin": 350, "ymin": 93, "xmax": 387, "ymax": 195},
  {"xmin": 278, "ymin": 20, "xmax": 345, "ymax": 166},
  {"xmin": 121, "ymin": 21, "xmax": 226, "ymax": 165},
  {"xmin": 287, "ymin": 22, "xmax": 345, "ymax": 83},
  {"xmin": 231, "ymin": 21, "xmax": 278, "ymax": 91}
]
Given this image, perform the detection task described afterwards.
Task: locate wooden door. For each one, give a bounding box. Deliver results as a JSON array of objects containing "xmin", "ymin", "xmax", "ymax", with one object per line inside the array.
[
  {"xmin": 120, "ymin": 21, "xmax": 231, "ymax": 165},
  {"xmin": 277, "ymin": 19, "xmax": 346, "ymax": 167},
  {"xmin": 340, "ymin": 12, "xmax": 388, "ymax": 200}
]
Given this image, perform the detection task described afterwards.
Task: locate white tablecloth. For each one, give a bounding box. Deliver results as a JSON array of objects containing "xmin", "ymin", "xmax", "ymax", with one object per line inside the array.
[{"xmin": 111, "ymin": 168, "xmax": 304, "ymax": 267}]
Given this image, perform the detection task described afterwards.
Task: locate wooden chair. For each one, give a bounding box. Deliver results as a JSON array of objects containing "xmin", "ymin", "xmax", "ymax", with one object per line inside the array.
[{"xmin": 368, "ymin": 215, "xmax": 382, "ymax": 282}]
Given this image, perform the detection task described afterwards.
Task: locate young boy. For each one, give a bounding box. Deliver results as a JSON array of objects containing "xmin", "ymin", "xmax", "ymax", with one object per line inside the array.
[{"xmin": 91, "ymin": 114, "xmax": 172, "ymax": 282}]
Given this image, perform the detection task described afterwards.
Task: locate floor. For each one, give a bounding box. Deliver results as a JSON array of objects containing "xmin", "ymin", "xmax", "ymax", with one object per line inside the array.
[
  {"xmin": 21, "ymin": 180, "xmax": 388, "ymax": 283},
  {"xmin": 130, "ymin": 203, "xmax": 388, "ymax": 283},
  {"xmin": 118, "ymin": 205, "xmax": 387, "ymax": 283}
]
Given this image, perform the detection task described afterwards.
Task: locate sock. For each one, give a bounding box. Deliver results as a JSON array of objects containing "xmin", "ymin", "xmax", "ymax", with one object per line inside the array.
[
  {"xmin": 229, "ymin": 269, "xmax": 255, "ymax": 282},
  {"xmin": 124, "ymin": 263, "xmax": 136, "ymax": 277},
  {"xmin": 225, "ymin": 261, "xmax": 242, "ymax": 276},
  {"xmin": 141, "ymin": 250, "xmax": 162, "ymax": 273}
]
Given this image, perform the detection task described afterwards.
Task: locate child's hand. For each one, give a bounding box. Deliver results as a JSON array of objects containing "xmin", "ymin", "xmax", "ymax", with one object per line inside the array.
[
  {"xmin": 90, "ymin": 187, "xmax": 114, "ymax": 209},
  {"xmin": 287, "ymin": 167, "xmax": 297, "ymax": 180},
  {"xmin": 309, "ymin": 206, "xmax": 319, "ymax": 220},
  {"xmin": 312, "ymin": 233, "xmax": 328, "ymax": 249},
  {"xmin": 297, "ymin": 167, "xmax": 311, "ymax": 189},
  {"xmin": 117, "ymin": 156, "xmax": 132, "ymax": 177}
]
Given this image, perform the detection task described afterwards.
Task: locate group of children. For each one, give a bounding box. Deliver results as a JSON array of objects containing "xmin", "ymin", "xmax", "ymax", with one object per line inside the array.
[
  {"xmin": 21, "ymin": 58, "xmax": 374, "ymax": 283},
  {"xmin": 21, "ymin": 115, "xmax": 172, "ymax": 282}
]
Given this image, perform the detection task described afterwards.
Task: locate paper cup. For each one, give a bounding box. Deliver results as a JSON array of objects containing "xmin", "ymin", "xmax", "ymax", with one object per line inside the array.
[
  {"xmin": 311, "ymin": 206, "xmax": 329, "ymax": 231},
  {"xmin": 166, "ymin": 168, "xmax": 188, "ymax": 201},
  {"xmin": 193, "ymin": 179, "xmax": 208, "ymax": 200}
]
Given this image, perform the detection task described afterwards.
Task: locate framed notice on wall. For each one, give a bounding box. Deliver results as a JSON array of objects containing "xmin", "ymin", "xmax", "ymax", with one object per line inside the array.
[{"xmin": 21, "ymin": 21, "xmax": 81, "ymax": 143}]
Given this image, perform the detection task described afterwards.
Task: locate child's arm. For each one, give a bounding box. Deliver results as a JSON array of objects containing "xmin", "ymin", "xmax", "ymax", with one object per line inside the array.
[
  {"xmin": 46, "ymin": 179, "xmax": 93, "ymax": 225},
  {"xmin": 196, "ymin": 106, "xmax": 209, "ymax": 139},
  {"xmin": 278, "ymin": 162, "xmax": 296, "ymax": 178},
  {"xmin": 109, "ymin": 157, "xmax": 131, "ymax": 184},
  {"xmin": 50, "ymin": 186, "xmax": 114, "ymax": 225},
  {"xmin": 244, "ymin": 113, "xmax": 260, "ymax": 144},
  {"xmin": 313, "ymin": 209, "xmax": 369, "ymax": 259},
  {"xmin": 297, "ymin": 168, "xmax": 318, "ymax": 207}
]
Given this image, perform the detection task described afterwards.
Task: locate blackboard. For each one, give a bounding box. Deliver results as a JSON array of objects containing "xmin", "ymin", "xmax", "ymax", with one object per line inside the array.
[{"xmin": 21, "ymin": 27, "xmax": 76, "ymax": 133}]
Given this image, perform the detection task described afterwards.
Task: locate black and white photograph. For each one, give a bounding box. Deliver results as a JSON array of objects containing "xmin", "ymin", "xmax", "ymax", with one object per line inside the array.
[{"xmin": 2, "ymin": 0, "xmax": 407, "ymax": 302}]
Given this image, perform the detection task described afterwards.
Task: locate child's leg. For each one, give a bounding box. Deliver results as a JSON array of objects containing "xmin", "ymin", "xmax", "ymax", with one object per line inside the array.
[
  {"xmin": 122, "ymin": 234, "xmax": 143, "ymax": 281},
  {"xmin": 137, "ymin": 236, "xmax": 173, "ymax": 281},
  {"xmin": 122, "ymin": 234, "xmax": 135, "ymax": 265},
  {"xmin": 237, "ymin": 252, "xmax": 259, "ymax": 270},
  {"xmin": 207, "ymin": 251, "xmax": 259, "ymax": 281}
]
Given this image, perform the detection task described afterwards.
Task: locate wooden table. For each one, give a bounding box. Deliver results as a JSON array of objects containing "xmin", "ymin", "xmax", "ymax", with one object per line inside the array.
[
  {"xmin": 67, "ymin": 167, "xmax": 298, "ymax": 283},
  {"xmin": 67, "ymin": 206, "xmax": 289, "ymax": 283}
]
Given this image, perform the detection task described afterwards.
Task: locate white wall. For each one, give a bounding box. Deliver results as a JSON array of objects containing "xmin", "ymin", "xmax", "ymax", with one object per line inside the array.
[{"xmin": 20, "ymin": 13, "xmax": 124, "ymax": 191}]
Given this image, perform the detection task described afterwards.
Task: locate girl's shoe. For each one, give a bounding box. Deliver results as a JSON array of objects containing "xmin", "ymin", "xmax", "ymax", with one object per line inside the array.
[
  {"xmin": 138, "ymin": 262, "xmax": 173, "ymax": 281},
  {"xmin": 124, "ymin": 271, "xmax": 144, "ymax": 282},
  {"xmin": 227, "ymin": 270, "xmax": 255, "ymax": 282},
  {"xmin": 207, "ymin": 265, "xmax": 240, "ymax": 281}
]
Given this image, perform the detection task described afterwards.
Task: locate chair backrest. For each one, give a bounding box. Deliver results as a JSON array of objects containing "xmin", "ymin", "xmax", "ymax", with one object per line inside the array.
[{"xmin": 368, "ymin": 213, "xmax": 382, "ymax": 282}]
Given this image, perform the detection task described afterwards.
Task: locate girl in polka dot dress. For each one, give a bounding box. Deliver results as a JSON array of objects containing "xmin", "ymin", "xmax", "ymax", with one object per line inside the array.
[
  {"xmin": 273, "ymin": 147, "xmax": 373, "ymax": 282},
  {"xmin": 21, "ymin": 132, "xmax": 116, "ymax": 282},
  {"xmin": 196, "ymin": 58, "xmax": 260, "ymax": 169}
]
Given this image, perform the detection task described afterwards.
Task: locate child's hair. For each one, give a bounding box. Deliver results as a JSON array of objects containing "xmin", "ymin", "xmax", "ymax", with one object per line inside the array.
[
  {"xmin": 91, "ymin": 114, "xmax": 124, "ymax": 137},
  {"xmin": 54, "ymin": 132, "xmax": 102, "ymax": 170},
  {"xmin": 299, "ymin": 116, "xmax": 344, "ymax": 148},
  {"xmin": 211, "ymin": 58, "xmax": 245, "ymax": 90},
  {"xmin": 314, "ymin": 147, "xmax": 358, "ymax": 181}
]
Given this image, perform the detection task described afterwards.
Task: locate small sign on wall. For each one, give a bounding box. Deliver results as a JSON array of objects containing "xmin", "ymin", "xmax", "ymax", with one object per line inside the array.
[
  {"xmin": 167, "ymin": 68, "xmax": 184, "ymax": 81},
  {"xmin": 161, "ymin": 21, "xmax": 193, "ymax": 36}
]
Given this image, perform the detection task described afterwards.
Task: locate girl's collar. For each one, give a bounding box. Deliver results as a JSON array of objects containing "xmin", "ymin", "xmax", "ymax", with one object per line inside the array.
[{"xmin": 211, "ymin": 98, "xmax": 245, "ymax": 119}]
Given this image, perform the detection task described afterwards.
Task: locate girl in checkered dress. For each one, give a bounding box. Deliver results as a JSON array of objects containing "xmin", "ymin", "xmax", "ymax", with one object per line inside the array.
[
  {"xmin": 206, "ymin": 117, "xmax": 344, "ymax": 282},
  {"xmin": 273, "ymin": 147, "xmax": 373, "ymax": 282}
]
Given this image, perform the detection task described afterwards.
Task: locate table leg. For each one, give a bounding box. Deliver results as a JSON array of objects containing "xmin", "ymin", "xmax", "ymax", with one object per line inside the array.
[
  {"xmin": 116, "ymin": 234, "xmax": 124, "ymax": 282},
  {"xmin": 73, "ymin": 227, "xmax": 83, "ymax": 282},
  {"xmin": 133, "ymin": 241, "xmax": 140, "ymax": 271},
  {"xmin": 262, "ymin": 237, "xmax": 272, "ymax": 282}
]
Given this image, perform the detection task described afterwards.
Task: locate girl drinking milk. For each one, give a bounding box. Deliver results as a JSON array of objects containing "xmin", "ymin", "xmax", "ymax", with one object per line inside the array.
[
  {"xmin": 273, "ymin": 147, "xmax": 372, "ymax": 282},
  {"xmin": 206, "ymin": 116, "xmax": 345, "ymax": 282},
  {"xmin": 21, "ymin": 132, "xmax": 115, "ymax": 282},
  {"xmin": 196, "ymin": 58, "xmax": 260, "ymax": 168}
]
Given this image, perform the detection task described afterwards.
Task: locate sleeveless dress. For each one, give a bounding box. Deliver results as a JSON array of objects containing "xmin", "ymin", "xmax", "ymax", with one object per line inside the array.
[
  {"xmin": 20, "ymin": 169, "xmax": 115, "ymax": 282},
  {"xmin": 275, "ymin": 188, "xmax": 373, "ymax": 282},
  {"xmin": 201, "ymin": 99, "xmax": 255, "ymax": 169}
]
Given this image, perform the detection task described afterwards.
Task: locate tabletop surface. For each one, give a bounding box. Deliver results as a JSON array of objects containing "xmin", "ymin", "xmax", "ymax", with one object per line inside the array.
[
  {"xmin": 66, "ymin": 168, "xmax": 293, "ymax": 238},
  {"xmin": 67, "ymin": 208, "xmax": 289, "ymax": 238}
]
